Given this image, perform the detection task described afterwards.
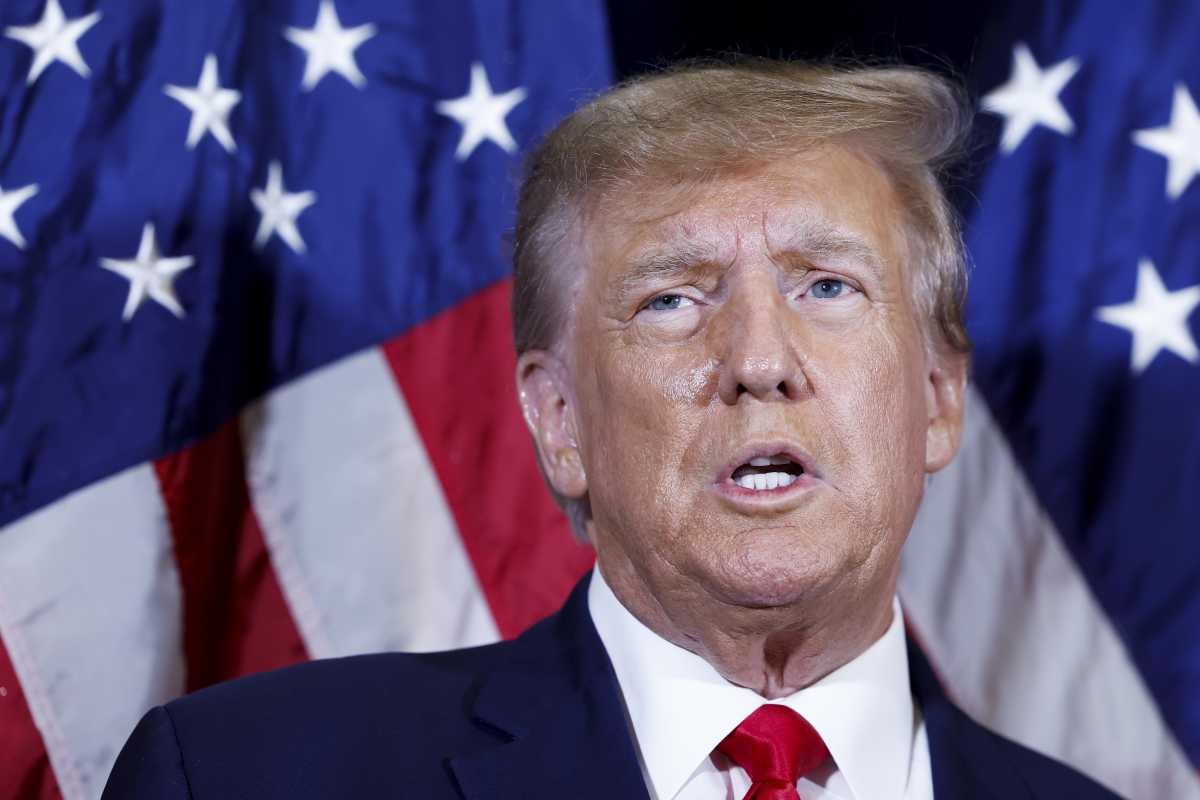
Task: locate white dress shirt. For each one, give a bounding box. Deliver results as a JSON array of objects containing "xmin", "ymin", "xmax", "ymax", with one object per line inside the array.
[{"xmin": 588, "ymin": 566, "xmax": 934, "ymax": 800}]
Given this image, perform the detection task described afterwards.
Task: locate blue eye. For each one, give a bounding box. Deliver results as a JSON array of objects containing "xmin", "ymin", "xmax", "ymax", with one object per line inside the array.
[
  {"xmin": 646, "ymin": 294, "xmax": 692, "ymax": 311},
  {"xmin": 809, "ymin": 279, "xmax": 847, "ymax": 299}
]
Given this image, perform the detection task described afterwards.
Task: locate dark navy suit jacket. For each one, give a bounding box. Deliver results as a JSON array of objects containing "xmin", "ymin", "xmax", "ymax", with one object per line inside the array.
[{"xmin": 103, "ymin": 575, "xmax": 1123, "ymax": 799}]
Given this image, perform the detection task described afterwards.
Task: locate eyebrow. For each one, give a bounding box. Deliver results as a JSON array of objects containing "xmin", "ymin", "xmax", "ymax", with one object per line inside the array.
[
  {"xmin": 613, "ymin": 217, "xmax": 886, "ymax": 303},
  {"xmin": 772, "ymin": 217, "xmax": 885, "ymax": 276},
  {"xmin": 615, "ymin": 241, "xmax": 727, "ymax": 299}
]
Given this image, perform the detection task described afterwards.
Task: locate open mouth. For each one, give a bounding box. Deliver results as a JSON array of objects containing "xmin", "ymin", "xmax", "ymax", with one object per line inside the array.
[{"xmin": 729, "ymin": 454, "xmax": 806, "ymax": 491}]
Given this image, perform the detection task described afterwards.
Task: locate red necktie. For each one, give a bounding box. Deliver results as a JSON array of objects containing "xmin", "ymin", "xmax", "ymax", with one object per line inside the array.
[{"xmin": 716, "ymin": 704, "xmax": 830, "ymax": 800}]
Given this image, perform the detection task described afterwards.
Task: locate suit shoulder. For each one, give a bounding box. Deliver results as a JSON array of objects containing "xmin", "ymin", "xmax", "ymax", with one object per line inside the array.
[
  {"xmin": 966, "ymin": 716, "xmax": 1124, "ymax": 798},
  {"xmin": 151, "ymin": 644, "xmax": 518, "ymax": 799},
  {"xmin": 910, "ymin": 639, "xmax": 1124, "ymax": 799},
  {"xmin": 1003, "ymin": 738, "xmax": 1123, "ymax": 798},
  {"xmin": 170, "ymin": 642, "xmax": 513, "ymax": 721}
]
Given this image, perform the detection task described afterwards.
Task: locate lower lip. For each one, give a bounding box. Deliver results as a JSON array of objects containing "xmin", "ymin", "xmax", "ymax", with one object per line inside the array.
[{"xmin": 715, "ymin": 473, "xmax": 821, "ymax": 503}]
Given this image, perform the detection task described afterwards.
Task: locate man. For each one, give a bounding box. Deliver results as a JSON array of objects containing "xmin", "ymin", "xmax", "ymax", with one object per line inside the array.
[{"xmin": 104, "ymin": 60, "xmax": 1121, "ymax": 799}]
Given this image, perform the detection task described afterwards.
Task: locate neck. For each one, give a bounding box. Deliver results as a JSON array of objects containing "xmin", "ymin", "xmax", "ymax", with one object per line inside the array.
[{"xmin": 596, "ymin": 550, "xmax": 896, "ymax": 698}]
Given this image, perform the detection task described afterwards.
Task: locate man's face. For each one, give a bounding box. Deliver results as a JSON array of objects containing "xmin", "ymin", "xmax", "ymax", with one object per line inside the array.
[{"xmin": 545, "ymin": 144, "xmax": 963, "ymax": 612}]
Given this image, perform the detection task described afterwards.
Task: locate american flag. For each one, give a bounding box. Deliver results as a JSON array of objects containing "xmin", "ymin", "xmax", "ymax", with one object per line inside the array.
[
  {"xmin": 927, "ymin": 1, "xmax": 1200, "ymax": 796},
  {"xmin": 0, "ymin": 1, "xmax": 604, "ymax": 796},
  {"xmin": 0, "ymin": 1, "xmax": 1195, "ymax": 799}
]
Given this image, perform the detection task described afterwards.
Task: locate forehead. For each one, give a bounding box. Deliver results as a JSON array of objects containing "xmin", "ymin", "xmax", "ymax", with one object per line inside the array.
[{"xmin": 581, "ymin": 144, "xmax": 910, "ymax": 278}]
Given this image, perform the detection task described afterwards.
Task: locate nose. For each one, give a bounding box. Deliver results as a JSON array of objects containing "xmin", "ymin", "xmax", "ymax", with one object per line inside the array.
[{"xmin": 715, "ymin": 282, "xmax": 809, "ymax": 405}]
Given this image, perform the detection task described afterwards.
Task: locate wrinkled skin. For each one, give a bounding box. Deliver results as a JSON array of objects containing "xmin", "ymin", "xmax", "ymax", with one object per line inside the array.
[{"xmin": 517, "ymin": 144, "xmax": 966, "ymax": 697}]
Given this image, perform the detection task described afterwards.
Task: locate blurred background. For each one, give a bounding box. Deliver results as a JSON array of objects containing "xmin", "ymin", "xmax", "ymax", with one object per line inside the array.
[
  {"xmin": 0, "ymin": 1, "xmax": 1197, "ymax": 798},
  {"xmin": 607, "ymin": 1, "xmax": 990, "ymax": 78}
]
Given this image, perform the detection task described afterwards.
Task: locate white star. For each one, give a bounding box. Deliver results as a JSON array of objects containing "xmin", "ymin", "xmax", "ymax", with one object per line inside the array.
[
  {"xmin": 98, "ymin": 223, "xmax": 195, "ymax": 321},
  {"xmin": 436, "ymin": 62, "xmax": 527, "ymax": 161},
  {"xmin": 251, "ymin": 161, "xmax": 317, "ymax": 254},
  {"xmin": 0, "ymin": 183, "xmax": 38, "ymax": 249},
  {"xmin": 1096, "ymin": 259, "xmax": 1200, "ymax": 373},
  {"xmin": 4, "ymin": 0, "xmax": 101, "ymax": 84},
  {"xmin": 1132, "ymin": 84, "xmax": 1200, "ymax": 200},
  {"xmin": 164, "ymin": 53, "xmax": 241, "ymax": 152},
  {"xmin": 981, "ymin": 42, "xmax": 1080, "ymax": 153},
  {"xmin": 284, "ymin": 0, "xmax": 377, "ymax": 91}
]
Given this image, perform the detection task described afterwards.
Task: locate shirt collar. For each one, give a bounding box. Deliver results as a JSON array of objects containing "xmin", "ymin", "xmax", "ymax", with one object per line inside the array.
[{"xmin": 588, "ymin": 565, "xmax": 916, "ymax": 800}]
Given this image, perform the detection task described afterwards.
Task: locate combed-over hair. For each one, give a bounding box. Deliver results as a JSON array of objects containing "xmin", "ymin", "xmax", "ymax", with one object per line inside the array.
[
  {"xmin": 511, "ymin": 58, "xmax": 974, "ymax": 535},
  {"xmin": 513, "ymin": 58, "xmax": 973, "ymax": 356}
]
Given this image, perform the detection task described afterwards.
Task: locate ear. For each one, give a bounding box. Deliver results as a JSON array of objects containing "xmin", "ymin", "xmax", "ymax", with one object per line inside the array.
[
  {"xmin": 515, "ymin": 350, "xmax": 588, "ymax": 499},
  {"xmin": 924, "ymin": 350, "xmax": 968, "ymax": 473}
]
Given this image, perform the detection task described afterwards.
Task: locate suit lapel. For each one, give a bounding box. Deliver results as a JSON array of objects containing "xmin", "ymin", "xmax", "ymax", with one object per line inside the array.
[
  {"xmin": 907, "ymin": 636, "xmax": 1033, "ymax": 799},
  {"xmin": 449, "ymin": 575, "xmax": 651, "ymax": 800}
]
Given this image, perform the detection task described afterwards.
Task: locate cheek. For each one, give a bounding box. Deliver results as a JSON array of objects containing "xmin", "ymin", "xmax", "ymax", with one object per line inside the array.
[
  {"xmin": 588, "ymin": 339, "xmax": 716, "ymax": 431},
  {"xmin": 580, "ymin": 345, "xmax": 716, "ymax": 524},
  {"xmin": 663, "ymin": 358, "xmax": 720, "ymax": 403},
  {"xmin": 819, "ymin": 325, "xmax": 928, "ymax": 489}
]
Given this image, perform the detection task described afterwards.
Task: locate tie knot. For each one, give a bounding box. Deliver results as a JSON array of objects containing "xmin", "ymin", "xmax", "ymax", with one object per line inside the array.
[{"xmin": 717, "ymin": 705, "xmax": 830, "ymax": 788}]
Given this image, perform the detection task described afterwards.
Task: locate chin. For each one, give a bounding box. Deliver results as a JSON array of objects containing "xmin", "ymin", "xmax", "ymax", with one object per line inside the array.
[{"xmin": 699, "ymin": 537, "xmax": 845, "ymax": 610}]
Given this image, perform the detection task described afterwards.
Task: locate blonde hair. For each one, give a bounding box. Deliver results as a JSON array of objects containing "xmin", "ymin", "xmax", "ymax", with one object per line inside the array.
[{"xmin": 513, "ymin": 58, "xmax": 973, "ymax": 357}]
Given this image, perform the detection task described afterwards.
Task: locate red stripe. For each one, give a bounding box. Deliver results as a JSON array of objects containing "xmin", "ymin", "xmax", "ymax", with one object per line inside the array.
[
  {"xmin": 153, "ymin": 421, "xmax": 308, "ymax": 692},
  {"xmin": 0, "ymin": 633, "xmax": 61, "ymax": 800},
  {"xmin": 383, "ymin": 279, "xmax": 595, "ymax": 639}
]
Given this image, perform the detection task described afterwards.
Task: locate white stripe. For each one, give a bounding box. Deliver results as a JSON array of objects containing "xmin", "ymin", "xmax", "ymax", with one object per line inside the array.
[
  {"xmin": 242, "ymin": 346, "xmax": 499, "ymax": 658},
  {"xmin": 901, "ymin": 385, "xmax": 1200, "ymax": 800},
  {"xmin": 0, "ymin": 464, "xmax": 184, "ymax": 800}
]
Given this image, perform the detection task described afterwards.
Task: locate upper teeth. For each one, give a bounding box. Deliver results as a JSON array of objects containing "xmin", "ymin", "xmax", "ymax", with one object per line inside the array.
[
  {"xmin": 736, "ymin": 472, "xmax": 797, "ymax": 491},
  {"xmin": 748, "ymin": 455, "xmax": 792, "ymax": 467}
]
